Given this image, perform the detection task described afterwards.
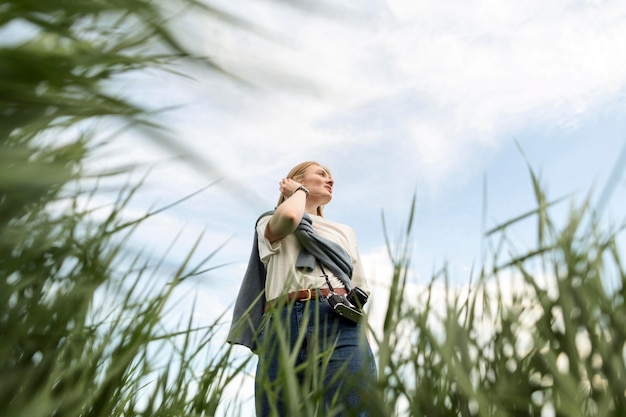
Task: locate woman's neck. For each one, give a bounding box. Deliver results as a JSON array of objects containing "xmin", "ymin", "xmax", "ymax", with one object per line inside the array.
[{"xmin": 305, "ymin": 202, "xmax": 319, "ymax": 216}]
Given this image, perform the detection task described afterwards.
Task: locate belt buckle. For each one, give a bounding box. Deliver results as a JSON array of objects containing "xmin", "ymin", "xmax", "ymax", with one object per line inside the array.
[{"xmin": 301, "ymin": 288, "xmax": 314, "ymax": 301}]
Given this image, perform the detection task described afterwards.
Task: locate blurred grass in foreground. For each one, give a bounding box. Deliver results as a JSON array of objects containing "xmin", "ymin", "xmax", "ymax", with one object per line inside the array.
[
  {"xmin": 2, "ymin": 1, "xmax": 626, "ymax": 416},
  {"xmin": 0, "ymin": 1, "xmax": 249, "ymax": 416}
]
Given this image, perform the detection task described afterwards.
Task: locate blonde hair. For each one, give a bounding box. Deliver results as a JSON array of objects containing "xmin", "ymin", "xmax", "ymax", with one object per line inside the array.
[{"xmin": 276, "ymin": 161, "xmax": 332, "ymax": 217}]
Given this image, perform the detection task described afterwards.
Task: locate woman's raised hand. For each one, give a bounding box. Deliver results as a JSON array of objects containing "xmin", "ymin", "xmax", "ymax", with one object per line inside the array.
[{"xmin": 279, "ymin": 178, "xmax": 302, "ymax": 198}]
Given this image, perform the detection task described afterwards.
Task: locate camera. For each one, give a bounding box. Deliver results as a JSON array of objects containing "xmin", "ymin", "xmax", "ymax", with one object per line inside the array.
[
  {"xmin": 326, "ymin": 286, "xmax": 368, "ymax": 323},
  {"xmin": 326, "ymin": 293, "xmax": 363, "ymax": 323},
  {"xmin": 347, "ymin": 287, "xmax": 369, "ymax": 309}
]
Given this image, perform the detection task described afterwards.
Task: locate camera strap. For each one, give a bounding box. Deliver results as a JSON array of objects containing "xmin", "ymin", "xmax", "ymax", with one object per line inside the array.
[{"xmin": 319, "ymin": 263, "xmax": 335, "ymax": 293}]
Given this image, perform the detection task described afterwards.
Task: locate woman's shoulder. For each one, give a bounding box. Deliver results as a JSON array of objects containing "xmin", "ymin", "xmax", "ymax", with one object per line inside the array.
[
  {"xmin": 255, "ymin": 210, "xmax": 275, "ymax": 224},
  {"xmin": 314, "ymin": 215, "xmax": 355, "ymax": 233}
]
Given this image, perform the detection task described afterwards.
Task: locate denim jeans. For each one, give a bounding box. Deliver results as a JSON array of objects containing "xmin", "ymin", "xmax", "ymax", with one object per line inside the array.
[{"xmin": 255, "ymin": 297, "xmax": 377, "ymax": 417}]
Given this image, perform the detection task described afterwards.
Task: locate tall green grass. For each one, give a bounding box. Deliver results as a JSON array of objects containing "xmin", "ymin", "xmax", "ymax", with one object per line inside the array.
[
  {"xmin": 361, "ymin": 173, "xmax": 626, "ymax": 417},
  {"xmin": 1, "ymin": 2, "xmax": 246, "ymax": 416},
  {"xmin": 2, "ymin": 1, "xmax": 625, "ymax": 416}
]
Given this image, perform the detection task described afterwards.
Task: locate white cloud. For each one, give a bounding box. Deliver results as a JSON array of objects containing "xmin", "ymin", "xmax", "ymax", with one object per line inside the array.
[
  {"xmin": 388, "ymin": 0, "xmax": 626, "ymax": 118},
  {"xmin": 163, "ymin": 0, "xmax": 625, "ymax": 190},
  {"xmin": 102, "ymin": 0, "xmax": 626, "ymax": 199}
]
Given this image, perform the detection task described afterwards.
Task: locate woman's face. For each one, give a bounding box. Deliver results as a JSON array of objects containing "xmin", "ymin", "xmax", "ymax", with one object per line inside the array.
[{"xmin": 299, "ymin": 164, "xmax": 334, "ymax": 203}]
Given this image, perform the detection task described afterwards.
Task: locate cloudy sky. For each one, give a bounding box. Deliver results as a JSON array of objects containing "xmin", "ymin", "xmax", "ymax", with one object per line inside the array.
[
  {"xmin": 112, "ymin": 0, "xmax": 626, "ymax": 269},
  {"xmin": 100, "ymin": 0, "xmax": 625, "ymax": 411}
]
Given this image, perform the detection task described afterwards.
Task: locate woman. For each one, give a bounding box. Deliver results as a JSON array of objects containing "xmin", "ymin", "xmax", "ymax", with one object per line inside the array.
[{"xmin": 228, "ymin": 161, "xmax": 376, "ymax": 417}]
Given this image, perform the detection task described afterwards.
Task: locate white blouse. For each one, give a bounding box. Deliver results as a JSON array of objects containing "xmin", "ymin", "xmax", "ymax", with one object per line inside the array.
[{"xmin": 256, "ymin": 213, "xmax": 370, "ymax": 301}]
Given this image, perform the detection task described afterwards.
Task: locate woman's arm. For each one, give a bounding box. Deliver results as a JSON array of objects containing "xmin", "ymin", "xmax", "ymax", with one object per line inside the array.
[{"xmin": 265, "ymin": 178, "xmax": 307, "ymax": 243}]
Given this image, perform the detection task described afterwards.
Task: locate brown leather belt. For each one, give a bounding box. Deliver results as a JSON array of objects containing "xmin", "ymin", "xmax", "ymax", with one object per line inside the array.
[{"xmin": 264, "ymin": 288, "xmax": 349, "ymax": 312}]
